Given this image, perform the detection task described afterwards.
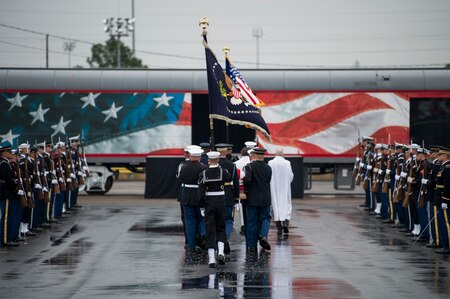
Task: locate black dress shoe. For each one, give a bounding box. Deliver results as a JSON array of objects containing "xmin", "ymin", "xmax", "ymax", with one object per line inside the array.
[
  {"xmin": 382, "ymin": 220, "xmax": 394, "ymax": 224},
  {"xmin": 41, "ymin": 223, "xmax": 51, "ymax": 228},
  {"xmin": 31, "ymin": 227, "xmax": 43, "ymax": 232},
  {"xmin": 3, "ymin": 241, "xmax": 19, "ymax": 247},
  {"xmin": 363, "ymin": 207, "xmax": 370, "ymax": 211},
  {"xmin": 283, "ymin": 226, "xmax": 289, "ymax": 234},
  {"xmin": 426, "ymin": 242, "xmax": 439, "ymax": 248},
  {"xmin": 259, "ymin": 237, "xmax": 271, "ymax": 251},
  {"xmin": 25, "ymin": 231, "xmax": 36, "ymax": 237},
  {"xmin": 217, "ymin": 254, "xmax": 226, "ymax": 265},
  {"xmin": 246, "ymin": 247, "xmax": 257, "ymax": 253},
  {"xmin": 435, "ymin": 249, "xmax": 450, "ymax": 255},
  {"xmin": 73, "ymin": 204, "xmax": 82, "ymax": 208},
  {"xmin": 63, "ymin": 211, "xmax": 71, "ymax": 215},
  {"xmin": 359, "ymin": 204, "xmax": 367, "ymax": 208},
  {"xmin": 224, "ymin": 241, "xmax": 231, "ymax": 254}
]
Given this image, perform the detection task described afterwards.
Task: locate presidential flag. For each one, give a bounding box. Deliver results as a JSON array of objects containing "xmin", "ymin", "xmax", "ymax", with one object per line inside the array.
[
  {"xmin": 226, "ymin": 56, "xmax": 264, "ymax": 106},
  {"xmin": 0, "ymin": 91, "xmax": 192, "ymax": 155},
  {"xmin": 255, "ymin": 92, "xmax": 410, "ymax": 156},
  {"xmin": 204, "ymin": 44, "xmax": 270, "ymax": 140}
]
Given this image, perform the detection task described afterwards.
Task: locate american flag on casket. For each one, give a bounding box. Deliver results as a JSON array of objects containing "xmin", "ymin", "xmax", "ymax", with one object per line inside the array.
[
  {"xmin": 255, "ymin": 92, "xmax": 410, "ymax": 156},
  {"xmin": 0, "ymin": 92, "xmax": 192, "ymax": 156}
]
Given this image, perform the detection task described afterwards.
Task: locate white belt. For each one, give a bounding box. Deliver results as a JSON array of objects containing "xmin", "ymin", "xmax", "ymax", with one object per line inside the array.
[
  {"xmin": 182, "ymin": 184, "xmax": 198, "ymax": 188},
  {"xmin": 206, "ymin": 191, "xmax": 225, "ymax": 196}
]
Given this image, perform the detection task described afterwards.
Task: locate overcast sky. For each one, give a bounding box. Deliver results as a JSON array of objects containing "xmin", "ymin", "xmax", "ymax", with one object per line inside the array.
[{"xmin": 0, "ymin": 0, "xmax": 449, "ymax": 69}]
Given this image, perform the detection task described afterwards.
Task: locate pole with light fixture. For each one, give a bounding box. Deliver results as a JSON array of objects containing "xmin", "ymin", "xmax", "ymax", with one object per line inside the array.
[{"xmin": 103, "ymin": 17, "xmax": 135, "ymax": 68}]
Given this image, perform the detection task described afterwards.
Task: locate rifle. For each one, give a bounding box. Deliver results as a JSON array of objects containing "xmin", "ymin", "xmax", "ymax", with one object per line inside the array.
[
  {"xmin": 12, "ymin": 158, "xmax": 27, "ymax": 207},
  {"xmin": 63, "ymin": 148, "xmax": 74, "ymax": 191},
  {"xmin": 49, "ymin": 152, "xmax": 59, "ymax": 194},
  {"xmin": 56, "ymin": 150, "xmax": 67, "ymax": 192},
  {"xmin": 362, "ymin": 152, "xmax": 373, "ymax": 190},
  {"xmin": 418, "ymin": 158, "xmax": 428, "ymax": 209},
  {"xmin": 382, "ymin": 147, "xmax": 393, "ymax": 193},
  {"xmin": 393, "ymin": 154, "xmax": 405, "ymax": 203},
  {"xmin": 40, "ymin": 153, "xmax": 50, "ymax": 203},
  {"xmin": 33, "ymin": 153, "xmax": 44, "ymax": 201},
  {"xmin": 80, "ymin": 137, "xmax": 90, "ymax": 177},
  {"xmin": 353, "ymin": 139, "xmax": 361, "ymax": 179},
  {"xmin": 23, "ymin": 153, "xmax": 34, "ymax": 208},
  {"xmin": 67, "ymin": 146, "xmax": 79, "ymax": 189},
  {"xmin": 75, "ymin": 146, "xmax": 85, "ymax": 185},
  {"xmin": 371, "ymin": 154, "xmax": 382, "ymax": 193},
  {"xmin": 402, "ymin": 156, "xmax": 415, "ymax": 208}
]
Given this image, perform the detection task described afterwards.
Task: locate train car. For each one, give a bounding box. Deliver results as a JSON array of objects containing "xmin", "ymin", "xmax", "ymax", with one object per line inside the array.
[{"xmin": 1, "ymin": 68, "xmax": 450, "ymax": 193}]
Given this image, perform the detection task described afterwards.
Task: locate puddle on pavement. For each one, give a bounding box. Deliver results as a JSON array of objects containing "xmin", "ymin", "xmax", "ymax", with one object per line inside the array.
[
  {"xmin": 291, "ymin": 277, "xmax": 361, "ymax": 298},
  {"xmin": 42, "ymin": 237, "xmax": 94, "ymax": 270},
  {"xmin": 50, "ymin": 224, "xmax": 85, "ymax": 246},
  {"xmin": 128, "ymin": 217, "xmax": 183, "ymax": 235}
]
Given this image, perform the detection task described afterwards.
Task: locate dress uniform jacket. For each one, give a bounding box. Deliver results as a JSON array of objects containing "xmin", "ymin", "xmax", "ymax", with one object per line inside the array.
[
  {"xmin": 0, "ymin": 158, "xmax": 16, "ymax": 201},
  {"xmin": 178, "ymin": 160, "xmax": 206, "ymax": 206},
  {"xmin": 218, "ymin": 158, "xmax": 239, "ymax": 206},
  {"xmin": 243, "ymin": 160, "xmax": 272, "ymax": 207},
  {"xmin": 436, "ymin": 160, "xmax": 450, "ymax": 205},
  {"xmin": 198, "ymin": 166, "xmax": 230, "ymax": 205}
]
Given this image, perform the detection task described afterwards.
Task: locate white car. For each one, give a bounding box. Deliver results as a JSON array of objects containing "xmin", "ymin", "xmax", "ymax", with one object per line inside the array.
[{"xmin": 83, "ymin": 166, "xmax": 114, "ymax": 195}]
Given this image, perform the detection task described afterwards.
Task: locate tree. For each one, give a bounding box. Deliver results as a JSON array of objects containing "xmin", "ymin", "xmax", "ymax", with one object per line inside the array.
[
  {"xmin": 445, "ymin": 64, "xmax": 450, "ymax": 68},
  {"xmin": 87, "ymin": 37, "xmax": 147, "ymax": 68}
]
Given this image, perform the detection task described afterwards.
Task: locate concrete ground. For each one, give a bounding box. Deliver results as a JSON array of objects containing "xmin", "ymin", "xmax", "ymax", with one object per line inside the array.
[{"xmin": 1, "ymin": 181, "xmax": 449, "ymax": 299}]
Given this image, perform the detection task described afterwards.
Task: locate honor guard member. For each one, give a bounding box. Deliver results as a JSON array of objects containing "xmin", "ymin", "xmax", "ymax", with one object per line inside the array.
[
  {"xmin": 392, "ymin": 143, "xmax": 407, "ymax": 227},
  {"xmin": 45, "ymin": 143, "xmax": 58, "ymax": 222},
  {"xmin": 371, "ymin": 144, "xmax": 383, "ymax": 216},
  {"xmin": 243, "ymin": 147, "xmax": 272, "ymax": 252},
  {"xmin": 176, "ymin": 145, "xmax": 200, "ymax": 248},
  {"xmin": 9, "ymin": 149, "xmax": 26, "ymax": 244},
  {"xmin": 361, "ymin": 137, "xmax": 375, "ymax": 210},
  {"xmin": 178, "ymin": 147, "xmax": 207, "ymax": 252},
  {"xmin": 199, "ymin": 142, "xmax": 210, "ymax": 166},
  {"xmin": 198, "ymin": 151, "xmax": 230, "ymax": 267},
  {"xmin": 435, "ymin": 147, "xmax": 450, "ymax": 254},
  {"xmin": 37, "ymin": 142, "xmax": 51, "ymax": 227},
  {"xmin": 424, "ymin": 146, "xmax": 442, "ymax": 248},
  {"xmin": 69, "ymin": 135, "xmax": 82, "ymax": 208},
  {"xmin": 0, "ymin": 145, "xmax": 19, "ymax": 247},
  {"xmin": 54, "ymin": 142, "xmax": 67, "ymax": 218},
  {"xmin": 18, "ymin": 143, "xmax": 35, "ymax": 237},
  {"xmin": 412, "ymin": 148, "xmax": 430, "ymax": 240},
  {"xmin": 235, "ymin": 141, "xmax": 257, "ymax": 236},
  {"xmin": 377, "ymin": 144, "xmax": 390, "ymax": 220},
  {"xmin": 216, "ymin": 143, "xmax": 239, "ymax": 254}
]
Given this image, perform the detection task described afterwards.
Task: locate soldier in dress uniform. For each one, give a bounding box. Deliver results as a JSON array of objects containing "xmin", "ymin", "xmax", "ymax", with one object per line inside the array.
[
  {"xmin": 215, "ymin": 143, "xmax": 239, "ymax": 254},
  {"xmin": 434, "ymin": 147, "xmax": 450, "ymax": 254},
  {"xmin": 45, "ymin": 143, "xmax": 59, "ymax": 223},
  {"xmin": 18, "ymin": 143, "xmax": 36, "ymax": 237},
  {"xmin": 360, "ymin": 137, "xmax": 374, "ymax": 210},
  {"xmin": 424, "ymin": 146, "xmax": 442, "ymax": 248},
  {"xmin": 403, "ymin": 144, "xmax": 419, "ymax": 235},
  {"xmin": 243, "ymin": 147, "xmax": 272, "ymax": 252},
  {"xmin": 69, "ymin": 135, "xmax": 82, "ymax": 209},
  {"xmin": 198, "ymin": 151, "xmax": 230, "ymax": 267},
  {"xmin": 178, "ymin": 147, "xmax": 207, "ymax": 253},
  {"xmin": 392, "ymin": 143, "xmax": 407, "ymax": 228},
  {"xmin": 412, "ymin": 148, "xmax": 430, "ymax": 241},
  {"xmin": 53, "ymin": 142, "xmax": 67, "ymax": 219},
  {"xmin": 376, "ymin": 144, "xmax": 390, "ymax": 220},
  {"xmin": 0, "ymin": 145, "xmax": 19, "ymax": 247}
]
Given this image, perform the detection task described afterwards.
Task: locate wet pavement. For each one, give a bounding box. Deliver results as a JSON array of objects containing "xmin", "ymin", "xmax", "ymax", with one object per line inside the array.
[{"xmin": 1, "ymin": 196, "xmax": 450, "ymax": 299}]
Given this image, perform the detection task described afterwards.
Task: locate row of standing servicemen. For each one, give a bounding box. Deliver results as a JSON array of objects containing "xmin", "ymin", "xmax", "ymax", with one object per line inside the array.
[
  {"xmin": 176, "ymin": 142, "xmax": 293, "ymax": 268},
  {"xmin": 0, "ymin": 136, "xmax": 88, "ymax": 248},
  {"xmin": 354, "ymin": 137, "xmax": 450, "ymax": 254}
]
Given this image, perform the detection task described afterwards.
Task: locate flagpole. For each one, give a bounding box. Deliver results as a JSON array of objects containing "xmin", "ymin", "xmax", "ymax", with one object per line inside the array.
[
  {"xmin": 200, "ymin": 17, "xmax": 215, "ymax": 150},
  {"xmin": 222, "ymin": 46, "xmax": 231, "ymax": 144}
]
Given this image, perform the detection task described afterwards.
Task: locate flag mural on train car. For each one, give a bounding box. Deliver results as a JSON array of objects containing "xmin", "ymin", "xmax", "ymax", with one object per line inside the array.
[
  {"xmin": 0, "ymin": 92, "xmax": 192, "ymax": 155},
  {"xmin": 255, "ymin": 92, "xmax": 410, "ymax": 156}
]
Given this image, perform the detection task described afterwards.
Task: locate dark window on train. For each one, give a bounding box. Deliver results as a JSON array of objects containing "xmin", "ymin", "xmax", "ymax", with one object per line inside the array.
[
  {"xmin": 192, "ymin": 94, "xmax": 255, "ymax": 152},
  {"xmin": 410, "ymin": 98, "xmax": 450, "ymax": 148}
]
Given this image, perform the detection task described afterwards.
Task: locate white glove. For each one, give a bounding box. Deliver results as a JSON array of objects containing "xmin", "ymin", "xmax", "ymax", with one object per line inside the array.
[
  {"xmin": 395, "ymin": 175, "xmax": 400, "ymax": 181},
  {"xmin": 45, "ymin": 171, "xmax": 49, "ymax": 175},
  {"xmin": 378, "ymin": 170, "xmax": 383, "ymax": 175},
  {"xmin": 43, "ymin": 187, "xmax": 48, "ymax": 192},
  {"xmin": 83, "ymin": 166, "xmax": 89, "ymax": 171},
  {"xmin": 367, "ymin": 165, "xmax": 373, "ymax": 170},
  {"xmin": 59, "ymin": 177, "xmax": 64, "ymax": 183},
  {"xmin": 442, "ymin": 203, "xmax": 448, "ymax": 210},
  {"xmin": 17, "ymin": 189, "xmax": 24, "ymax": 196},
  {"xmin": 407, "ymin": 177, "xmax": 413, "ymax": 183},
  {"xmin": 359, "ymin": 163, "xmax": 364, "ymax": 168},
  {"xmin": 356, "ymin": 157, "xmax": 361, "ymax": 162},
  {"xmin": 52, "ymin": 170, "xmax": 56, "ymax": 175},
  {"xmin": 386, "ymin": 169, "xmax": 391, "ymax": 175},
  {"xmin": 400, "ymin": 172, "xmax": 407, "ymax": 178},
  {"xmin": 66, "ymin": 178, "xmax": 72, "ymax": 183},
  {"xmin": 200, "ymin": 208, "xmax": 205, "ymax": 217},
  {"xmin": 34, "ymin": 184, "xmax": 42, "ymax": 189},
  {"xmin": 82, "ymin": 173, "xmax": 87, "ymax": 178},
  {"xmin": 52, "ymin": 179, "xmax": 58, "ymax": 184},
  {"xmin": 373, "ymin": 167, "xmax": 379, "ymax": 173},
  {"xmin": 70, "ymin": 173, "xmax": 76, "ymax": 179},
  {"xmin": 37, "ymin": 171, "xmax": 41, "ymax": 176},
  {"xmin": 421, "ymin": 179, "xmax": 428, "ymax": 185},
  {"xmin": 77, "ymin": 171, "xmax": 83, "ymax": 176}
]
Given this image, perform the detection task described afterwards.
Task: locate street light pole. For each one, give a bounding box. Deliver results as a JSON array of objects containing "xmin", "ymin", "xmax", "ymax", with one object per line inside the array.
[
  {"xmin": 251, "ymin": 27, "xmax": 263, "ymax": 69},
  {"xmin": 63, "ymin": 41, "xmax": 76, "ymax": 68},
  {"xmin": 131, "ymin": 0, "xmax": 135, "ymax": 55},
  {"xmin": 104, "ymin": 17, "xmax": 135, "ymax": 68}
]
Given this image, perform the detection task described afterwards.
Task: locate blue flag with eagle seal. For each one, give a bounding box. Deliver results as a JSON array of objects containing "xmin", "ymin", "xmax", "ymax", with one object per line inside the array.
[{"xmin": 204, "ymin": 43, "xmax": 271, "ymax": 141}]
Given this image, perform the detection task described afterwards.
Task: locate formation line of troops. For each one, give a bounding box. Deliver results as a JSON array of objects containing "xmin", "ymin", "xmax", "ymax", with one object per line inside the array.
[
  {"xmin": 176, "ymin": 141, "xmax": 294, "ymax": 268},
  {"xmin": 0, "ymin": 136, "xmax": 89, "ymax": 248},
  {"xmin": 354, "ymin": 136, "xmax": 450, "ymax": 254}
]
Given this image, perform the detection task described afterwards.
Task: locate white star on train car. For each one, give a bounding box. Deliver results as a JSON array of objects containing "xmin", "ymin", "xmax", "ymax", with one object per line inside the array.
[{"xmin": 6, "ymin": 92, "xmax": 28, "ymax": 111}]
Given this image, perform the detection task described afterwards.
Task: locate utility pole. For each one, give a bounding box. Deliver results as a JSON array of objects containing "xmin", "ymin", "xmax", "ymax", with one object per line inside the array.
[
  {"xmin": 251, "ymin": 27, "xmax": 263, "ymax": 69},
  {"xmin": 131, "ymin": 0, "xmax": 135, "ymax": 55},
  {"xmin": 46, "ymin": 34, "xmax": 49, "ymax": 68}
]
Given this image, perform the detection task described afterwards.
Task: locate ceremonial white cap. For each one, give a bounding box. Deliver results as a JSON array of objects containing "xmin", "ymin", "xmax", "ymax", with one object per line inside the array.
[
  {"xmin": 69, "ymin": 135, "xmax": 80, "ymax": 142},
  {"xmin": 37, "ymin": 141, "xmax": 46, "ymax": 148},
  {"xmin": 375, "ymin": 143, "xmax": 381, "ymax": 149},
  {"xmin": 362, "ymin": 136, "xmax": 374, "ymax": 141},
  {"xmin": 409, "ymin": 143, "xmax": 419, "ymax": 150},
  {"xmin": 207, "ymin": 151, "xmax": 220, "ymax": 159},
  {"xmin": 18, "ymin": 143, "xmax": 29, "ymax": 149},
  {"xmin": 245, "ymin": 141, "xmax": 257, "ymax": 148},
  {"xmin": 188, "ymin": 148, "xmax": 203, "ymax": 157},
  {"xmin": 185, "ymin": 145, "xmax": 201, "ymax": 152}
]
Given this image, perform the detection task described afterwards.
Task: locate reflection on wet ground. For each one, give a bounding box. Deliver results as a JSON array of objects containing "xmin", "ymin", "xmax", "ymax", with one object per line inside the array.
[{"xmin": 0, "ymin": 199, "xmax": 449, "ymax": 298}]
